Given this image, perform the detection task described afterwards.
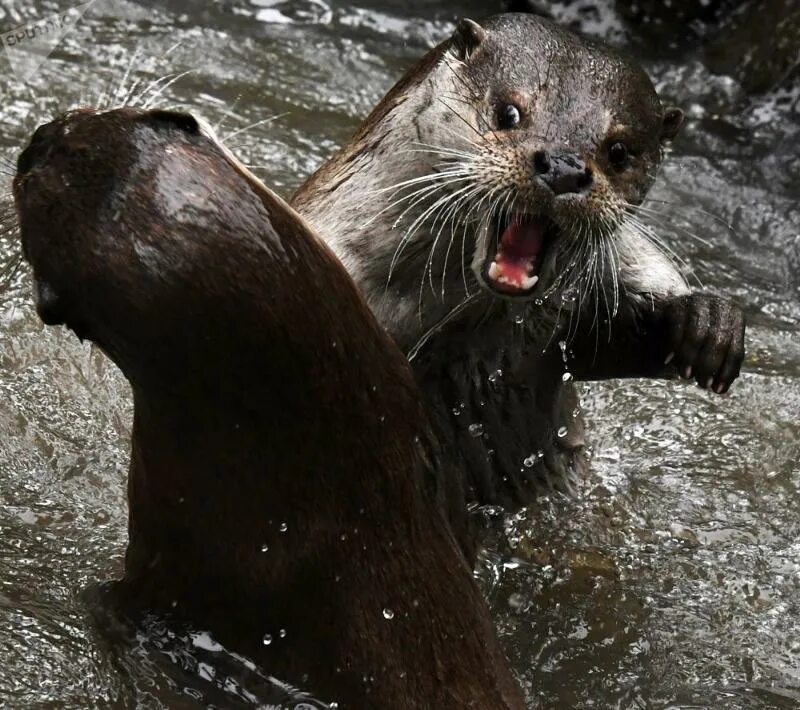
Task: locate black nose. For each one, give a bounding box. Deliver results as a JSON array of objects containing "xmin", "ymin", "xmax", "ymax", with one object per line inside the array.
[{"xmin": 533, "ymin": 150, "xmax": 593, "ymax": 195}]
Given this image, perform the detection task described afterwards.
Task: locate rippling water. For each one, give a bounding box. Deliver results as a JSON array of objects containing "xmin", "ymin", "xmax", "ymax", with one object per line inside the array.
[{"xmin": 0, "ymin": 1, "xmax": 798, "ymax": 707}]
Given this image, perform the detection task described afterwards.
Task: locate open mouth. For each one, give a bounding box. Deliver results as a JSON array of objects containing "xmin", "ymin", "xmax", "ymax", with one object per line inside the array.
[{"xmin": 481, "ymin": 213, "xmax": 557, "ymax": 297}]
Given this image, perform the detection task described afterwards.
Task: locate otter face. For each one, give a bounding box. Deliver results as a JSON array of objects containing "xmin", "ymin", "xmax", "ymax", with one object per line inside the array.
[
  {"xmin": 13, "ymin": 106, "xmax": 291, "ymax": 374},
  {"xmin": 417, "ymin": 14, "xmax": 683, "ymax": 302},
  {"xmin": 14, "ymin": 107, "xmax": 205, "ymax": 340}
]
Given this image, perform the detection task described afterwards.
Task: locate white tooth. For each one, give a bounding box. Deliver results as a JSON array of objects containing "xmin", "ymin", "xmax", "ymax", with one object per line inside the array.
[
  {"xmin": 521, "ymin": 274, "xmax": 539, "ymax": 290},
  {"xmin": 488, "ymin": 261, "xmax": 500, "ymax": 280}
]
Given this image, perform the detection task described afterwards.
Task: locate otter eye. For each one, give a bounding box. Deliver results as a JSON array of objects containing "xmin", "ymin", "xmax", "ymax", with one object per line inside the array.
[
  {"xmin": 497, "ymin": 104, "xmax": 522, "ymax": 130},
  {"xmin": 608, "ymin": 141, "xmax": 629, "ymax": 168}
]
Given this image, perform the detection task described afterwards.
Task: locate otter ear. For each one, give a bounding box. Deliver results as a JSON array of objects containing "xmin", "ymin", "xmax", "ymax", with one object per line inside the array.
[
  {"xmin": 452, "ymin": 18, "xmax": 486, "ymax": 60},
  {"xmin": 661, "ymin": 106, "xmax": 684, "ymax": 142}
]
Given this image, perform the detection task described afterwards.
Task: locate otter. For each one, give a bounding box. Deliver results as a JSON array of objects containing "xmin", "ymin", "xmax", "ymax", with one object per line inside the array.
[
  {"xmin": 13, "ymin": 107, "xmax": 525, "ymax": 709},
  {"xmin": 292, "ymin": 13, "xmax": 746, "ymax": 511}
]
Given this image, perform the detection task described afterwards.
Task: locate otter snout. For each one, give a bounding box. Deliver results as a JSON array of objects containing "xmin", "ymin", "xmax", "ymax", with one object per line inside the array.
[{"xmin": 532, "ymin": 150, "xmax": 593, "ymax": 195}]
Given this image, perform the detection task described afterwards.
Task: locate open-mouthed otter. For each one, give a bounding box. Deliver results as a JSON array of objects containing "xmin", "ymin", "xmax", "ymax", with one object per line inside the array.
[
  {"xmin": 292, "ymin": 13, "xmax": 746, "ymax": 510},
  {"xmin": 13, "ymin": 107, "xmax": 526, "ymax": 709}
]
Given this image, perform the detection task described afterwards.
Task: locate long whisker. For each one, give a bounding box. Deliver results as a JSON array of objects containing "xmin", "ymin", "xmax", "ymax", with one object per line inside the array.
[
  {"xmin": 436, "ymin": 97, "xmax": 488, "ymax": 145},
  {"xmin": 392, "ymin": 181, "xmax": 478, "ymax": 284},
  {"xmin": 385, "ymin": 177, "xmax": 479, "ymax": 280},
  {"xmin": 642, "ymin": 197, "xmax": 739, "ymax": 238},
  {"xmin": 631, "ymin": 203, "xmax": 716, "ymax": 248},
  {"xmin": 407, "ymin": 292, "xmax": 483, "ymax": 362},
  {"xmin": 221, "ymin": 114, "xmax": 288, "ymax": 144},
  {"xmin": 437, "ymin": 185, "xmax": 487, "ymax": 298},
  {"xmin": 140, "ymin": 70, "xmax": 195, "ymax": 109},
  {"xmin": 423, "ymin": 183, "xmax": 485, "ymax": 298},
  {"xmin": 621, "ymin": 211, "xmax": 699, "ymax": 286}
]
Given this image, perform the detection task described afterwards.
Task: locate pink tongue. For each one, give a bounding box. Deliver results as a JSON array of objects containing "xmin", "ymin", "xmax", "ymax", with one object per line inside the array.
[
  {"xmin": 500, "ymin": 219, "xmax": 545, "ymax": 259},
  {"xmin": 494, "ymin": 219, "xmax": 544, "ymax": 285}
]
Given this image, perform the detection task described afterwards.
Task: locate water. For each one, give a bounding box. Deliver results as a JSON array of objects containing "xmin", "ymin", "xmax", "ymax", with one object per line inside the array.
[{"xmin": 0, "ymin": 0, "xmax": 798, "ymax": 707}]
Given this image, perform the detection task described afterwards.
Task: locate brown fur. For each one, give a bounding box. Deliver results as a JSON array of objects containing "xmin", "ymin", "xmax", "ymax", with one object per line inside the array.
[
  {"xmin": 293, "ymin": 41, "xmax": 450, "ymax": 211},
  {"xmin": 288, "ymin": 13, "xmax": 744, "ymax": 510},
  {"xmin": 13, "ymin": 107, "xmax": 526, "ymax": 709}
]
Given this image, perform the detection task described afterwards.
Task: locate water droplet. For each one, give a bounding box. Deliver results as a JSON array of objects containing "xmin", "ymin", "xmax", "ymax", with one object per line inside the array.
[
  {"xmin": 557, "ymin": 426, "xmax": 568, "ymax": 438},
  {"xmin": 514, "ymin": 314, "xmax": 524, "ymax": 325},
  {"xmin": 468, "ymin": 423, "xmax": 484, "ymax": 437},
  {"xmin": 279, "ymin": 522, "xmax": 288, "ymax": 533},
  {"xmin": 562, "ymin": 372, "xmax": 573, "ymax": 382},
  {"xmin": 262, "ymin": 634, "xmax": 272, "ymax": 646},
  {"xmin": 260, "ymin": 544, "xmax": 269, "ymax": 553},
  {"xmin": 534, "ymin": 298, "xmax": 543, "ymax": 306},
  {"xmin": 572, "ymin": 407, "xmax": 581, "ymax": 418},
  {"xmin": 508, "ymin": 593, "xmax": 525, "ymax": 611},
  {"xmin": 452, "ymin": 402, "xmax": 465, "ymax": 416},
  {"xmin": 340, "ymin": 533, "xmax": 347, "ymax": 541},
  {"xmin": 488, "ymin": 369, "xmax": 503, "ymax": 385},
  {"xmin": 561, "ymin": 287, "xmax": 577, "ymax": 304},
  {"xmin": 279, "ymin": 629, "xmax": 287, "ymax": 638},
  {"xmin": 537, "ymin": 449, "xmax": 545, "ymax": 458},
  {"xmin": 523, "ymin": 455, "xmax": 536, "ymax": 468},
  {"xmin": 383, "ymin": 608, "xmax": 395, "ymax": 620}
]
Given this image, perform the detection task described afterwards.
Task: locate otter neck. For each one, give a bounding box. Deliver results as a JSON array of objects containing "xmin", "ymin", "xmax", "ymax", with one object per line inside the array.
[
  {"xmin": 292, "ymin": 52, "xmax": 482, "ymax": 353},
  {"xmin": 120, "ymin": 324, "xmax": 432, "ymax": 603},
  {"xmin": 119, "ymin": 375, "xmax": 524, "ymax": 709}
]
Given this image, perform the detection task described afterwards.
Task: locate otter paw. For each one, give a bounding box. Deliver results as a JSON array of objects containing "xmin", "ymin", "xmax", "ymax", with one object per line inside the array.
[{"xmin": 663, "ymin": 294, "xmax": 745, "ymax": 394}]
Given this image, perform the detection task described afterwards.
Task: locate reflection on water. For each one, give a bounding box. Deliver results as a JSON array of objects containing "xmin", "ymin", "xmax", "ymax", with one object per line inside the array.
[{"xmin": 0, "ymin": 0, "xmax": 798, "ymax": 707}]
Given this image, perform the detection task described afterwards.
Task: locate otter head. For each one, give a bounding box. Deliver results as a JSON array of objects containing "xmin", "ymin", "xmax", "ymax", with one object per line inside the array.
[
  {"xmin": 14, "ymin": 106, "xmax": 354, "ymax": 379},
  {"xmin": 13, "ymin": 106, "xmax": 413, "ymax": 405},
  {"xmin": 13, "ymin": 107, "xmax": 209, "ymax": 348},
  {"xmin": 415, "ymin": 13, "xmax": 684, "ymax": 301}
]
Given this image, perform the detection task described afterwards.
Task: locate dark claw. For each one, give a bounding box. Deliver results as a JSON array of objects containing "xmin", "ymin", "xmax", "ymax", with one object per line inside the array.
[{"xmin": 663, "ymin": 294, "xmax": 746, "ymax": 394}]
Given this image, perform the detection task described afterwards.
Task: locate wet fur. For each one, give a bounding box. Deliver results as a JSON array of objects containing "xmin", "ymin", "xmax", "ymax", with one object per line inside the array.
[
  {"xmin": 14, "ymin": 108, "xmax": 525, "ymax": 709},
  {"xmin": 292, "ymin": 13, "xmax": 745, "ymax": 510}
]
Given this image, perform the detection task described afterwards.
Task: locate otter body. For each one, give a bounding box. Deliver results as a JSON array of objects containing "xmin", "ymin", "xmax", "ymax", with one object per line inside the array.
[
  {"xmin": 14, "ymin": 108, "xmax": 524, "ymax": 708},
  {"xmin": 293, "ymin": 13, "xmax": 745, "ymax": 513}
]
